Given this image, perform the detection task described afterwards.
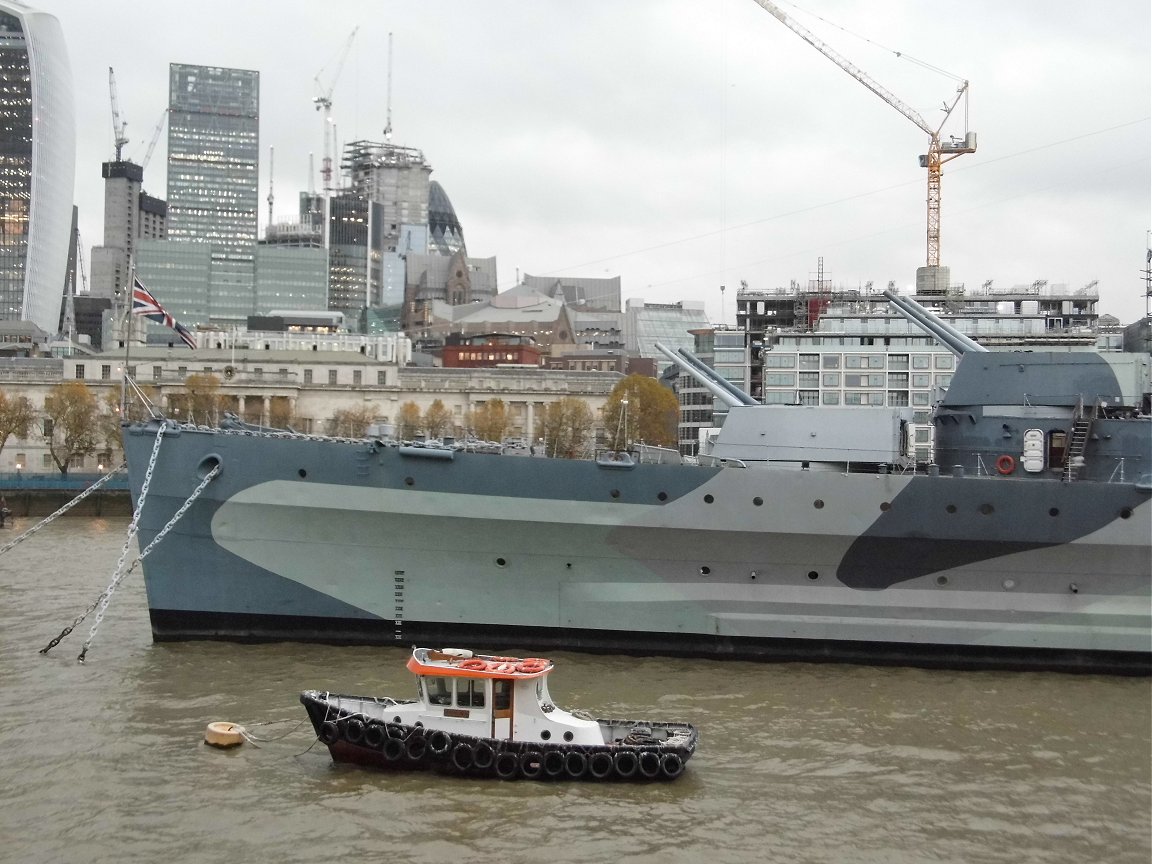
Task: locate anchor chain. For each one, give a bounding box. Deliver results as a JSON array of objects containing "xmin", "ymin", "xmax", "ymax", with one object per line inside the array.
[
  {"xmin": 0, "ymin": 464, "xmax": 126, "ymax": 557},
  {"xmin": 76, "ymin": 461, "xmax": 219, "ymax": 662},
  {"xmin": 40, "ymin": 421, "xmax": 169, "ymax": 658}
]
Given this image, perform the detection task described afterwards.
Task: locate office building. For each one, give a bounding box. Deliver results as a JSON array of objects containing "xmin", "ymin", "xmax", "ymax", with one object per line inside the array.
[{"xmin": 0, "ymin": 1, "xmax": 74, "ymax": 335}]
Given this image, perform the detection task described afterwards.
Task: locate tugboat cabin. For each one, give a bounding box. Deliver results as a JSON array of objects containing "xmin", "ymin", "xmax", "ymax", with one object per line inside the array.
[{"xmin": 406, "ymin": 648, "xmax": 605, "ymax": 746}]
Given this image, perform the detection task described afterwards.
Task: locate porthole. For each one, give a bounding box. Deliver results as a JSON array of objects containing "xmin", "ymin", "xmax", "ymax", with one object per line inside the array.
[
  {"xmin": 699, "ymin": 566, "xmax": 711, "ymax": 576},
  {"xmin": 1120, "ymin": 508, "xmax": 1133, "ymax": 519},
  {"xmin": 495, "ymin": 557, "xmax": 507, "ymax": 568},
  {"xmin": 1048, "ymin": 508, "xmax": 1060, "ymax": 517},
  {"xmin": 979, "ymin": 503, "xmax": 994, "ymax": 515},
  {"xmin": 807, "ymin": 571, "xmax": 819, "ymax": 580},
  {"xmin": 704, "ymin": 494, "xmax": 714, "ymax": 504},
  {"xmin": 393, "ymin": 716, "xmax": 401, "ymax": 723},
  {"xmin": 814, "ymin": 499, "xmax": 824, "ymax": 509},
  {"xmin": 945, "ymin": 504, "xmax": 957, "ymax": 514},
  {"xmin": 936, "ymin": 576, "xmax": 948, "ymax": 586},
  {"xmin": 657, "ymin": 491, "xmax": 668, "ymax": 501},
  {"xmin": 540, "ymin": 730, "xmax": 551, "ymax": 740},
  {"xmin": 298, "ymin": 468, "xmax": 307, "ymax": 478},
  {"xmin": 753, "ymin": 496, "xmax": 763, "ymax": 506},
  {"xmin": 563, "ymin": 731, "xmax": 574, "ymax": 742},
  {"xmin": 880, "ymin": 502, "xmax": 892, "ymax": 512},
  {"xmin": 404, "ymin": 476, "xmax": 414, "ymax": 486},
  {"xmin": 610, "ymin": 489, "xmax": 620, "ymax": 499}
]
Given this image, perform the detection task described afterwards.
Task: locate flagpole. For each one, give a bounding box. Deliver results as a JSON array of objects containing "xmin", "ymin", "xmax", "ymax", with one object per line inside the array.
[{"xmin": 120, "ymin": 255, "xmax": 134, "ymax": 418}]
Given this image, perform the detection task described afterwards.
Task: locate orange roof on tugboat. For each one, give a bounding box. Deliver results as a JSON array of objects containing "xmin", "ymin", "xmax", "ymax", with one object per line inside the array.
[{"xmin": 406, "ymin": 647, "xmax": 553, "ymax": 678}]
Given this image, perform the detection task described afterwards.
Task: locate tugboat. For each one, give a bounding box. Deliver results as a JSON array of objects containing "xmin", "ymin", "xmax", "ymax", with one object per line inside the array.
[{"xmin": 300, "ymin": 647, "xmax": 698, "ymax": 781}]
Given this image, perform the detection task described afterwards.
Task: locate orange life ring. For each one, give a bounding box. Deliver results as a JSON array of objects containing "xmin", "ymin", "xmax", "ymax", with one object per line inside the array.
[
  {"xmin": 488, "ymin": 656, "xmax": 518, "ymax": 663},
  {"xmin": 458, "ymin": 658, "xmax": 488, "ymax": 671},
  {"xmin": 515, "ymin": 658, "xmax": 550, "ymax": 674},
  {"xmin": 996, "ymin": 455, "xmax": 1015, "ymax": 475},
  {"xmin": 490, "ymin": 662, "xmax": 518, "ymax": 674}
]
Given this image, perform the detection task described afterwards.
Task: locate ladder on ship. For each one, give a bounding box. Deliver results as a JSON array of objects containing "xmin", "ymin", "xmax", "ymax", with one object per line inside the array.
[{"xmin": 1062, "ymin": 396, "xmax": 1094, "ymax": 482}]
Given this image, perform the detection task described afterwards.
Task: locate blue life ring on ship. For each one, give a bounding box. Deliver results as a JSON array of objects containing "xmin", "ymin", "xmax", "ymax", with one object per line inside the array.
[{"xmin": 996, "ymin": 455, "xmax": 1015, "ymax": 475}]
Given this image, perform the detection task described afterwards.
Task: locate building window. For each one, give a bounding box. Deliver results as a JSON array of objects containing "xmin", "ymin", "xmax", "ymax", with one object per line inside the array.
[
  {"xmin": 799, "ymin": 372, "xmax": 819, "ymax": 387},
  {"xmin": 42, "ymin": 453, "xmax": 53, "ymax": 468},
  {"xmin": 764, "ymin": 373, "xmax": 795, "ymax": 387},
  {"xmin": 822, "ymin": 373, "xmax": 840, "ymax": 387},
  {"xmin": 15, "ymin": 452, "xmax": 25, "ymax": 470},
  {"xmin": 177, "ymin": 366, "xmax": 187, "ymax": 377},
  {"xmin": 100, "ymin": 365, "xmax": 111, "ymax": 380},
  {"xmin": 304, "ymin": 369, "xmax": 313, "ymax": 384},
  {"xmin": 887, "ymin": 391, "xmax": 909, "ymax": 407},
  {"xmin": 822, "ymin": 355, "xmax": 840, "ymax": 369},
  {"xmin": 74, "ymin": 364, "xmax": 85, "ymax": 379},
  {"xmin": 889, "ymin": 372, "xmax": 909, "ymax": 387},
  {"xmin": 889, "ymin": 354, "xmax": 909, "ymax": 370},
  {"xmin": 799, "ymin": 354, "xmax": 819, "ymax": 370},
  {"xmin": 377, "ymin": 371, "xmax": 386, "ymax": 385},
  {"xmin": 328, "ymin": 369, "xmax": 337, "ymax": 385},
  {"xmin": 912, "ymin": 373, "xmax": 930, "ymax": 388},
  {"xmin": 153, "ymin": 366, "xmax": 162, "ymax": 381},
  {"xmin": 912, "ymin": 355, "xmax": 931, "ymax": 369},
  {"xmin": 762, "ymin": 354, "xmax": 796, "ymax": 368},
  {"xmin": 913, "ymin": 392, "xmax": 931, "ymax": 406},
  {"xmin": 798, "ymin": 390, "xmax": 819, "ymax": 406},
  {"xmin": 934, "ymin": 355, "xmax": 954, "ymax": 370},
  {"xmin": 821, "ymin": 392, "xmax": 840, "ymax": 405},
  {"xmin": 353, "ymin": 370, "xmax": 362, "ymax": 386},
  {"xmin": 935, "ymin": 374, "xmax": 952, "ymax": 388}
]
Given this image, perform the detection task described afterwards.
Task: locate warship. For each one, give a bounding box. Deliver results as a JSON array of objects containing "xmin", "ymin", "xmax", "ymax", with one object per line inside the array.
[{"xmin": 122, "ymin": 291, "xmax": 1151, "ymax": 674}]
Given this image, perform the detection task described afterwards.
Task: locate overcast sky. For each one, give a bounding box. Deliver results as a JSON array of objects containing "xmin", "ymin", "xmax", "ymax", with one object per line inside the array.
[{"xmin": 32, "ymin": 0, "xmax": 1152, "ymax": 325}]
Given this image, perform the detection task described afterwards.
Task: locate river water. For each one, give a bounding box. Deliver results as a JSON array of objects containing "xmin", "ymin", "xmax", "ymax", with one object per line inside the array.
[{"xmin": 0, "ymin": 518, "xmax": 1148, "ymax": 864}]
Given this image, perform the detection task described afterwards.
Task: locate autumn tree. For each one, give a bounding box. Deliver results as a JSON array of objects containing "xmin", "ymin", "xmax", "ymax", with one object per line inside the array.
[
  {"xmin": 468, "ymin": 398, "xmax": 509, "ymax": 442},
  {"xmin": 536, "ymin": 397, "xmax": 594, "ymax": 459},
  {"xmin": 423, "ymin": 399, "xmax": 452, "ymax": 439},
  {"xmin": 396, "ymin": 401, "xmax": 423, "ymax": 440},
  {"xmin": 41, "ymin": 381, "xmax": 99, "ymax": 475},
  {"xmin": 325, "ymin": 404, "xmax": 378, "ymax": 437},
  {"xmin": 602, "ymin": 374, "xmax": 679, "ymax": 450},
  {"xmin": 181, "ymin": 373, "xmax": 223, "ymax": 425},
  {"xmin": 0, "ymin": 389, "xmax": 36, "ymax": 460}
]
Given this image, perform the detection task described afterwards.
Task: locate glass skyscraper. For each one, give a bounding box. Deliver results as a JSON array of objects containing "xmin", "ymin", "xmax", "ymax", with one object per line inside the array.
[
  {"xmin": 0, "ymin": 1, "xmax": 74, "ymax": 335},
  {"xmin": 164, "ymin": 63, "xmax": 259, "ymax": 326}
]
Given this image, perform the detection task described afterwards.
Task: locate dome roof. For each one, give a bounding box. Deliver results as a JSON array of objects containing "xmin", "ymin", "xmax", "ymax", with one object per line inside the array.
[{"xmin": 428, "ymin": 181, "xmax": 465, "ymax": 255}]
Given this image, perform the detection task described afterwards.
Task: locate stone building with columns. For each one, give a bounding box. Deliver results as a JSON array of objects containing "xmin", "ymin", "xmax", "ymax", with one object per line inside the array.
[{"xmin": 0, "ymin": 350, "xmax": 620, "ymax": 475}]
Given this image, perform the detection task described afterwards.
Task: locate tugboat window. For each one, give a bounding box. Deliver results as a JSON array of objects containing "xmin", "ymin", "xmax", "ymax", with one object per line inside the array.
[
  {"xmin": 493, "ymin": 679, "xmax": 511, "ymax": 710},
  {"xmin": 458, "ymin": 679, "xmax": 485, "ymax": 708},
  {"xmin": 425, "ymin": 677, "xmax": 452, "ymax": 706}
]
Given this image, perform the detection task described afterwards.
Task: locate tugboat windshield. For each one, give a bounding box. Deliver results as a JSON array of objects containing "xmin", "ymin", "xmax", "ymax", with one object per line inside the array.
[{"xmin": 425, "ymin": 676, "xmax": 451, "ymax": 706}]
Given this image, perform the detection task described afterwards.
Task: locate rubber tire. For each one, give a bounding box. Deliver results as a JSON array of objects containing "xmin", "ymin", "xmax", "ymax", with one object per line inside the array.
[
  {"xmin": 405, "ymin": 734, "xmax": 427, "ymax": 761},
  {"xmin": 564, "ymin": 750, "xmax": 588, "ymax": 779},
  {"xmin": 382, "ymin": 738, "xmax": 405, "ymax": 763},
  {"xmin": 614, "ymin": 750, "xmax": 638, "ymax": 779},
  {"xmin": 472, "ymin": 742, "xmax": 496, "ymax": 771},
  {"xmin": 428, "ymin": 730, "xmax": 453, "ymax": 759},
  {"xmin": 318, "ymin": 720, "xmax": 339, "ymax": 745},
  {"xmin": 542, "ymin": 749, "xmax": 567, "ymax": 778},
  {"xmin": 638, "ymin": 750, "xmax": 661, "ymax": 779},
  {"xmin": 588, "ymin": 751, "xmax": 613, "ymax": 780},
  {"xmin": 519, "ymin": 751, "xmax": 544, "ymax": 780},
  {"xmin": 660, "ymin": 752, "xmax": 684, "ymax": 780},
  {"xmin": 363, "ymin": 723, "xmax": 386, "ymax": 749},
  {"xmin": 342, "ymin": 718, "xmax": 365, "ymax": 744},
  {"xmin": 495, "ymin": 751, "xmax": 519, "ymax": 780},
  {"xmin": 451, "ymin": 742, "xmax": 474, "ymax": 772}
]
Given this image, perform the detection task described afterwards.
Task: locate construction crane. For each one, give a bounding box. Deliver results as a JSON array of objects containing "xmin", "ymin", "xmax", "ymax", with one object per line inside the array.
[
  {"xmin": 383, "ymin": 32, "xmax": 394, "ymax": 139},
  {"xmin": 140, "ymin": 108, "xmax": 168, "ymax": 171},
  {"xmin": 107, "ymin": 67, "xmax": 129, "ymax": 162},
  {"xmin": 751, "ymin": 0, "xmax": 976, "ymax": 280},
  {"xmin": 313, "ymin": 26, "xmax": 359, "ymax": 190}
]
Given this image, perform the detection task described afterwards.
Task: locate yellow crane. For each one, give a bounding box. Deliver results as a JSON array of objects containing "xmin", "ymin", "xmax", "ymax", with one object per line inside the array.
[{"xmin": 751, "ymin": 0, "xmax": 976, "ymax": 289}]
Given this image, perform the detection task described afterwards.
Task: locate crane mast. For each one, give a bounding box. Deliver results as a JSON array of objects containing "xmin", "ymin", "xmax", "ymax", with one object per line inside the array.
[
  {"xmin": 313, "ymin": 26, "xmax": 359, "ymax": 191},
  {"xmin": 751, "ymin": 0, "xmax": 976, "ymax": 281},
  {"xmin": 107, "ymin": 67, "xmax": 129, "ymax": 162}
]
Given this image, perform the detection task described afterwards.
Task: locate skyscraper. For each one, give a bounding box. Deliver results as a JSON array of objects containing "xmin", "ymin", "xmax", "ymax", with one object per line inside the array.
[
  {"xmin": 0, "ymin": 1, "xmax": 74, "ymax": 335},
  {"xmin": 163, "ymin": 63, "xmax": 259, "ymax": 325}
]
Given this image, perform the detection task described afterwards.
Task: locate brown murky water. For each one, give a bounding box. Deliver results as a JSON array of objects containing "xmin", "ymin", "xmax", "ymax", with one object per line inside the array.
[{"xmin": 1, "ymin": 518, "xmax": 1148, "ymax": 864}]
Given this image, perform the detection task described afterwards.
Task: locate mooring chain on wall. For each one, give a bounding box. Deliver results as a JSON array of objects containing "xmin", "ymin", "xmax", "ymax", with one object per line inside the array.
[
  {"xmin": 40, "ymin": 422, "xmax": 169, "ymax": 657},
  {"xmin": 0, "ymin": 464, "xmax": 126, "ymax": 558}
]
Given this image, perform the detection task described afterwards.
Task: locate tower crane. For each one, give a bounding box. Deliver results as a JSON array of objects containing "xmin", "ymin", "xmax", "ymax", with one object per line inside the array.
[
  {"xmin": 107, "ymin": 67, "xmax": 129, "ymax": 162},
  {"xmin": 751, "ymin": 0, "xmax": 976, "ymax": 285},
  {"xmin": 313, "ymin": 26, "xmax": 359, "ymax": 190},
  {"xmin": 141, "ymin": 108, "xmax": 168, "ymax": 172}
]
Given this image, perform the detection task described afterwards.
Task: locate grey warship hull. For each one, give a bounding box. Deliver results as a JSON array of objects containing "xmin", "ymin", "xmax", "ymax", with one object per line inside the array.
[{"xmin": 122, "ymin": 419, "xmax": 1150, "ymax": 674}]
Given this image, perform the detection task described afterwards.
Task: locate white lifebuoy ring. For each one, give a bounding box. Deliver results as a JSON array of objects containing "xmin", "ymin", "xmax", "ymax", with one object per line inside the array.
[{"xmin": 204, "ymin": 721, "xmax": 246, "ymax": 748}]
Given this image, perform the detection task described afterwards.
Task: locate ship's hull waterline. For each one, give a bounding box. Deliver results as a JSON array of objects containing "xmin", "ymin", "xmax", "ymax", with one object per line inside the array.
[{"xmin": 125, "ymin": 424, "xmax": 1151, "ymax": 675}]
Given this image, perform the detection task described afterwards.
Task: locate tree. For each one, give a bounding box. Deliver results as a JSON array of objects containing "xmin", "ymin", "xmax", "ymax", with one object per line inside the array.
[
  {"xmin": 423, "ymin": 399, "xmax": 452, "ymax": 439},
  {"xmin": 181, "ymin": 373, "xmax": 222, "ymax": 425},
  {"xmin": 41, "ymin": 381, "xmax": 99, "ymax": 476},
  {"xmin": 325, "ymin": 405, "xmax": 378, "ymax": 437},
  {"xmin": 469, "ymin": 398, "xmax": 509, "ymax": 442},
  {"xmin": 602, "ymin": 374, "xmax": 679, "ymax": 450},
  {"xmin": 98, "ymin": 385, "xmax": 161, "ymax": 466},
  {"xmin": 396, "ymin": 401, "xmax": 423, "ymax": 440},
  {"xmin": 0, "ymin": 390, "xmax": 36, "ymax": 460},
  {"xmin": 536, "ymin": 397, "xmax": 594, "ymax": 459}
]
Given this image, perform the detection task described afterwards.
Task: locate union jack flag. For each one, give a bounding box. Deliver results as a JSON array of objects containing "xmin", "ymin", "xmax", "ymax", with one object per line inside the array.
[{"xmin": 131, "ymin": 277, "xmax": 196, "ymax": 349}]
